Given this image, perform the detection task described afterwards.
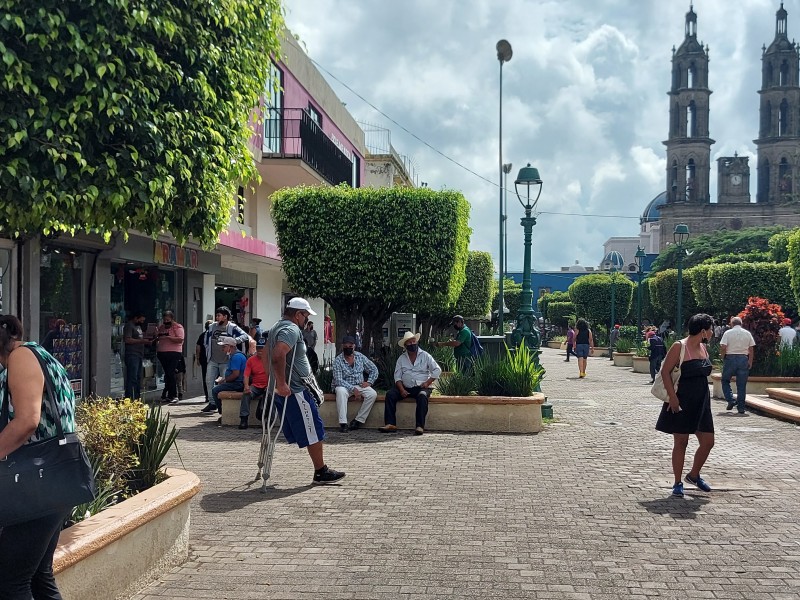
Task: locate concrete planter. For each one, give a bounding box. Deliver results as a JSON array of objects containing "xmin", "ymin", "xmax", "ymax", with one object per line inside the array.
[
  {"xmin": 710, "ymin": 373, "xmax": 800, "ymax": 399},
  {"xmin": 632, "ymin": 356, "xmax": 651, "ymax": 373},
  {"xmin": 54, "ymin": 468, "xmax": 201, "ymax": 600},
  {"xmin": 612, "ymin": 352, "xmax": 634, "ymax": 368},
  {"xmin": 546, "ymin": 341, "xmax": 563, "ymax": 350}
]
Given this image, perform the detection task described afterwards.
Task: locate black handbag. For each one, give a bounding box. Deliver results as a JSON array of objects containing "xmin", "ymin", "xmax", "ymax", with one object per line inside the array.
[{"xmin": 0, "ymin": 348, "xmax": 96, "ymax": 527}]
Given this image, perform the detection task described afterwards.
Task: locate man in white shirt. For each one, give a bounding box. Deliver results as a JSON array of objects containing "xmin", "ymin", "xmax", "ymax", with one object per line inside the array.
[
  {"xmin": 719, "ymin": 316, "xmax": 756, "ymax": 415},
  {"xmin": 779, "ymin": 318, "xmax": 796, "ymax": 348},
  {"xmin": 379, "ymin": 331, "xmax": 441, "ymax": 435}
]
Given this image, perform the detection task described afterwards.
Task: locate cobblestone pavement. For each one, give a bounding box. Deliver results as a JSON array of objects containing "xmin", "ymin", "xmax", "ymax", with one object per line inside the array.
[{"xmin": 132, "ymin": 348, "xmax": 800, "ymax": 600}]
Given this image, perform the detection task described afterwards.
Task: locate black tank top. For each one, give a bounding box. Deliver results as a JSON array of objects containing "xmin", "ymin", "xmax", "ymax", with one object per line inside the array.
[{"xmin": 576, "ymin": 329, "xmax": 590, "ymax": 345}]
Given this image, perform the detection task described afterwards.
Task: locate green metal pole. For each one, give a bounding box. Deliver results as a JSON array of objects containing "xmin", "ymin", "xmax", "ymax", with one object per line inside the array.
[
  {"xmin": 676, "ymin": 252, "xmax": 683, "ymax": 336},
  {"xmin": 497, "ymin": 61, "xmax": 504, "ymax": 336},
  {"xmin": 610, "ymin": 269, "xmax": 616, "ymax": 332},
  {"xmin": 637, "ymin": 268, "xmax": 643, "ymax": 343}
]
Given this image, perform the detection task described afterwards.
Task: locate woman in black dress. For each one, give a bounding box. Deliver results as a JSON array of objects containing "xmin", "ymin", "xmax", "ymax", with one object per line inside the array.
[{"xmin": 656, "ymin": 313, "xmax": 715, "ymax": 498}]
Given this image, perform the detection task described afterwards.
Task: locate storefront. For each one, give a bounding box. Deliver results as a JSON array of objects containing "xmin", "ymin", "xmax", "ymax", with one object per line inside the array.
[{"xmin": 215, "ymin": 267, "xmax": 257, "ymax": 329}]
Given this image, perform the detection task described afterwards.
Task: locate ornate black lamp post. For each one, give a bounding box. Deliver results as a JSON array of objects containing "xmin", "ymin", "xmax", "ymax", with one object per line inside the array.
[
  {"xmin": 511, "ymin": 164, "xmax": 543, "ymax": 350},
  {"xmin": 674, "ymin": 223, "xmax": 690, "ymax": 335},
  {"xmin": 635, "ymin": 246, "xmax": 646, "ymax": 342}
]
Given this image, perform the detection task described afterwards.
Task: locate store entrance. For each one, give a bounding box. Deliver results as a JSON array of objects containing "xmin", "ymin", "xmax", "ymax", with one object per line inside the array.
[{"xmin": 215, "ymin": 287, "xmax": 251, "ymax": 329}]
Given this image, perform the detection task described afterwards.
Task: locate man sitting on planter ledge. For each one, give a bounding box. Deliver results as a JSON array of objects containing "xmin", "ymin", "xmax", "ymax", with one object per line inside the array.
[
  {"xmin": 211, "ymin": 336, "xmax": 246, "ymax": 424},
  {"xmin": 380, "ymin": 332, "xmax": 441, "ymax": 436},
  {"xmin": 332, "ymin": 335, "xmax": 379, "ymax": 432}
]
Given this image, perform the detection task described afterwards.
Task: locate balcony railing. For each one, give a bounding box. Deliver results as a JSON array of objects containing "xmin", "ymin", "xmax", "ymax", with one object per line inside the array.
[{"xmin": 262, "ymin": 107, "xmax": 354, "ymax": 187}]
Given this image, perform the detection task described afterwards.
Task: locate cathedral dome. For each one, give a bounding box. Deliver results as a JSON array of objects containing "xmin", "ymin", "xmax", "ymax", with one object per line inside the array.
[
  {"xmin": 567, "ymin": 260, "xmax": 587, "ymax": 272},
  {"xmin": 602, "ymin": 251, "xmax": 625, "ymax": 270},
  {"xmin": 641, "ymin": 191, "xmax": 667, "ymax": 224}
]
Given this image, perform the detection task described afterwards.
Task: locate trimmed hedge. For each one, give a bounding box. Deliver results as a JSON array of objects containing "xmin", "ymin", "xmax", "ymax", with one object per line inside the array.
[
  {"xmin": 648, "ymin": 269, "xmax": 697, "ymax": 329},
  {"xmin": 568, "ymin": 273, "xmax": 634, "ymax": 327},
  {"xmin": 455, "ymin": 251, "xmax": 494, "ymax": 319},
  {"xmin": 546, "ymin": 301, "xmax": 576, "ymax": 327},
  {"xmin": 707, "ymin": 262, "xmax": 794, "ymax": 316}
]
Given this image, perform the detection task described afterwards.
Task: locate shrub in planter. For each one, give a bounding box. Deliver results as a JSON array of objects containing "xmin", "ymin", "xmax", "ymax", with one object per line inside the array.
[
  {"xmin": 738, "ymin": 296, "xmax": 785, "ymax": 375},
  {"xmin": 618, "ymin": 326, "xmax": 638, "ymax": 341},
  {"xmin": 131, "ymin": 404, "xmax": 180, "ymax": 491},
  {"xmin": 436, "ymin": 371, "xmax": 476, "ymax": 396},
  {"xmin": 473, "ymin": 342, "xmax": 545, "ymax": 397},
  {"xmin": 613, "ymin": 338, "xmax": 633, "ymax": 353},
  {"xmin": 424, "ymin": 342, "xmax": 456, "ymax": 373},
  {"xmin": 635, "ymin": 344, "xmax": 650, "ymax": 358}
]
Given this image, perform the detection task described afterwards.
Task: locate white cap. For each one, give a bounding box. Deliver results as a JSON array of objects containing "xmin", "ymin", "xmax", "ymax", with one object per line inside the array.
[
  {"xmin": 216, "ymin": 336, "xmax": 237, "ymax": 346},
  {"xmin": 286, "ymin": 297, "xmax": 317, "ymax": 315}
]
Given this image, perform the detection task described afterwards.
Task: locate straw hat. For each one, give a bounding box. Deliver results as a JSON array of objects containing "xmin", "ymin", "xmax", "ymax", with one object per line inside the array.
[{"xmin": 397, "ymin": 331, "xmax": 422, "ymax": 348}]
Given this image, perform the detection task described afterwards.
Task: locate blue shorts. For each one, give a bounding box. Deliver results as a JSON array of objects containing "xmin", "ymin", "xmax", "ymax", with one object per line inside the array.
[
  {"xmin": 274, "ymin": 389, "xmax": 326, "ymax": 448},
  {"xmin": 575, "ymin": 344, "xmax": 590, "ymax": 358}
]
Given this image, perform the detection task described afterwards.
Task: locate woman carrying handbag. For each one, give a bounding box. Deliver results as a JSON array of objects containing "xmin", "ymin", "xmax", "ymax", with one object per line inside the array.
[{"xmin": 0, "ymin": 315, "xmax": 94, "ymax": 599}]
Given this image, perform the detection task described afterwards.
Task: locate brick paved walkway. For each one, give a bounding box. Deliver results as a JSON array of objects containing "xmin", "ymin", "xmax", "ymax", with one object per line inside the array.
[{"xmin": 132, "ymin": 348, "xmax": 800, "ymax": 599}]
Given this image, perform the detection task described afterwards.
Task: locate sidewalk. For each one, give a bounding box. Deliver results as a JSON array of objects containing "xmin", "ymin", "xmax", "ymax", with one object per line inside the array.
[{"xmin": 132, "ymin": 347, "xmax": 800, "ymax": 599}]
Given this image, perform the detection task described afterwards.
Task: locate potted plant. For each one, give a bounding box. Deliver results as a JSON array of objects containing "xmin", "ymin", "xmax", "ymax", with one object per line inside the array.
[
  {"xmin": 632, "ymin": 344, "xmax": 651, "ymax": 373},
  {"xmin": 612, "ymin": 338, "xmax": 635, "ymax": 367}
]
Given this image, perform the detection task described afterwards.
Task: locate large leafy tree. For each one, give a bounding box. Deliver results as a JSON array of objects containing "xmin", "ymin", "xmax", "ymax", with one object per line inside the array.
[
  {"xmin": 568, "ymin": 273, "xmax": 634, "ymax": 328},
  {"xmin": 454, "ymin": 251, "xmax": 493, "ymax": 319},
  {"xmin": 271, "ymin": 185, "xmax": 471, "ymax": 352},
  {"xmin": 0, "ymin": 0, "xmax": 284, "ymax": 245},
  {"xmin": 650, "ymin": 226, "xmax": 785, "ymax": 273}
]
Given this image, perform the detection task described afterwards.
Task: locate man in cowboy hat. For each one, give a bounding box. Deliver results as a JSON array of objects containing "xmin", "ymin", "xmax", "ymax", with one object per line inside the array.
[{"xmin": 379, "ymin": 331, "xmax": 442, "ymax": 435}]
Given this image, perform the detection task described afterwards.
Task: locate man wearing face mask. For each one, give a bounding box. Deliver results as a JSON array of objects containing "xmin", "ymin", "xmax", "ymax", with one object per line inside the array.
[
  {"xmin": 202, "ymin": 306, "xmax": 250, "ymax": 413},
  {"xmin": 267, "ymin": 297, "xmax": 345, "ymax": 484},
  {"xmin": 155, "ymin": 310, "xmax": 185, "ymax": 403},
  {"xmin": 123, "ymin": 312, "xmax": 149, "ymax": 400},
  {"xmin": 332, "ymin": 335, "xmax": 379, "ymax": 432},
  {"xmin": 380, "ymin": 331, "xmax": 442, "ymax": 435},
  {"xmin": 433, "ymin": 315, "xmax": 473, "ymax": 373}
]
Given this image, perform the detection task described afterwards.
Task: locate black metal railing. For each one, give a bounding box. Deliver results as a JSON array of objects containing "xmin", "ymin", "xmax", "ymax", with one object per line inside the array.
[{"xmin": 262, "ymin": 107, "xmax": 354, "ymax": 187}]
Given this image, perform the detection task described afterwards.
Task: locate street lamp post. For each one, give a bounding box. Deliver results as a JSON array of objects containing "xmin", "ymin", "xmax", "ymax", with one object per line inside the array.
[
  {"xmin": 511, "ymin": 163, "xmax": 543, "ymax": 351},
  {"xmin": 496, "ymin": 40, "xmax": 512, "ymax": 336},
  {"xmin": 635, "ymin": 246, "xmax": 646, "ymax": 343},
  {"xmin": 674, "ymin": 223, "xmax": 690, "ymax": 335},
  {"xmin": 503, "ymin": 163, "xmax": 512, "ymax": 278}
]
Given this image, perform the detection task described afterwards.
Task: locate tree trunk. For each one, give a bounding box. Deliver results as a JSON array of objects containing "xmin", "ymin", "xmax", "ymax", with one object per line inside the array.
[
  {"xmin": 328, "ymin": 300, "xmax": 358, "ymax": 356},
  {"xmin": 361, "ymin": 300, "xmax": 396, "ymax": 358}
]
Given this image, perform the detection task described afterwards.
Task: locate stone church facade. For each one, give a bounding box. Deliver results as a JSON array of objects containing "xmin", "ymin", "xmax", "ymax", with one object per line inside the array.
[{"xmin": 658, "ymin": 3, "xmax": 800, "ymax": 249}]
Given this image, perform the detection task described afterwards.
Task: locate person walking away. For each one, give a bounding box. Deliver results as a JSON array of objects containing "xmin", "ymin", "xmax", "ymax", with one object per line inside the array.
[
  {"xmin": 655, "ymin": 313, "xmax": 715, "ymax": 497},
  {"xmin": 779, "ymin": 318, "xmax": 796, "ymax": 348},
  {"xmin": 268, "ymin": 298, "xmax": 345, "ymax": 484},
  {"xmin": 432, "ymin": 315, "xmax": 473, "ymax": 373},
  {"xmin": 572, "ymin": 318, "xmax": 594, "ymax": 378},
  {"xmin": 303, "ymin": 320, "xmax": 319, "ymax": 374},
  {"xmin": 210, "ymin": 337, "xmax": 247, "ymax": 421},
  {"xmin": 239, "ymin": 341, "xmax": 269, "ymax": 429},
  {"xmin": 608, "ymin": 324, "xmax": 620, "ymax": 361},
  {"xmin": 0, "ymin": 315, "xmax": 80, "ymax": 599},
  {"xmin": 195, "ymin": 320, "xmax": 212, "ymax": 404},
  {"xmin": 719, "ymin": 316, "xmax": 756, "ymax": 415},
  {"xmin": 332, "ymin": 335, "xmax": 379, "ymax": 432},
  {"xmin": 565, "ymin": 323, "xmax": 576, "ymax": 362},
  {"xmin": 154, "ymin": 311, "xmax": 184, "ymax": 403},
  {"xmin": 647, "ymin": 329, "xmax": 667, "ymax": 384},
  {"xmin": 202, "ymin": 306, "xmax": 249, "ymax": 412},
  {"xmin": 379, "ymin": 331, "xmax": 441, "ymax": 435},
  {"xmin": 123, "ymin": 312, "xmax": 149, "ymax": 400}
]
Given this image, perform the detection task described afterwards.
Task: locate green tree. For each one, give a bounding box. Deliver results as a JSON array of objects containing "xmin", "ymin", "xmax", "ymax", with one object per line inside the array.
[
  {"xmin": 538, "ymin": 290, "xmax": 569, "ymax": 317},
  {"xmin": 0, "ymin": 1, "xmax": 284, "ymax": 245},
  {"xmin": 687, "ymin": 264, "xmax": 714, "ymax": 314},
  {"xmin": 769, "ymin": 229, "xmax": 796, "ymax": 263},
  {"xmin": 271, "ymin": 185, "xmax": 471, "ymax": 352},
  {"xmin": 568, "ymin": 273, "xmax": 634, "ymax": 327},
  {"xmin": 492, "ymin": 277, "xmax": 522, "ymax": 329},
  {"xmin": 546, "ymin": 301, "xmax": 576, "ymax": 328},
  {"xmin": 650, "ymin": 226, "xmax": 785, "ymax": 273},
  {"xmin": 789, "ymin": 229, "xmax": 800, "ymax": 308},
  {"xmin": 647, "ymin": 269, "xmax": 697, "ymax": 330},
  {"xmin": 454, "ymin": 251, "xmax": 494, "ymax": 319},
  {"xmin": 707, "ymin": 262, "xmax": 794, "ymax": 317}
]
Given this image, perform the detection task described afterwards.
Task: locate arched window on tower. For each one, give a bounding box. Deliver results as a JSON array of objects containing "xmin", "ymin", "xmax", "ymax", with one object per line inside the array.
[
  {"xmin": 781, "ymin": 60, "xmax": 790, "ymax": 86},
  {"xmin": 766, "ymin": 62, "xmax": 774, "ymax": 88},
  {"xmin": 688, "ymin": 63, "xmax": 697, "ymax": 88},
  {"xmin": 780, "ymin": 99, "xmax": 789, "ymax": 136},
  {"xmin": 687, "ymin": 101, "xmax": 697, "ymax": 137},
  {"xmin": 686, "ymin": 159, "xmax": 696, "ymax": 201},
  {"xmin": 670, "ymin": 103, "xmax": 679, "ymax": 136},
  {"xmin": 759, "ymin": 160, "xmax": 771, "ymax": 203},
  {"xmin": 763, "ymin": 100, "xmax": 773, "ymax": 136},
  {"xmin": 671, "ymin": 161, "xmax": 679, "ymax": 202},
  {"xmin": 779, "ymin": 158, "xmax": 793, "ymax": 197}
]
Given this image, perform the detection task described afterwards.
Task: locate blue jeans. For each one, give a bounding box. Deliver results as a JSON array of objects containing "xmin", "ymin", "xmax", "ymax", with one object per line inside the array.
[
  {"xmin": 124, "ymin": 352, "xmax": 143, "ymax": 400},
  {"xmin": 211, "ymin": 381, "xmax": 244, "ymax": 414},
  {"xmin": 722, "ymin": 354, "xmax": 750, "ymax": 412}
]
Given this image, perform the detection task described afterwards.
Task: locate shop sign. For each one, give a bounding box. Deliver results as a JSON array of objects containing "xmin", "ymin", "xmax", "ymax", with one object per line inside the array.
[{"xmin": 154, "ymin": 242, "xmax": 199, "ymax": 270}]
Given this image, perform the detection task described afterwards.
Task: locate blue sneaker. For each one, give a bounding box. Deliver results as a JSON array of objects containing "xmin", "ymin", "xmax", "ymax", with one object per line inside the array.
[
  {"xmin": 671, "ymin": 482, "xmax": 684, "ymax": 498},
  {"xmin": 685, "ymin": 473, "xmax": 712, "ymax": 492}
]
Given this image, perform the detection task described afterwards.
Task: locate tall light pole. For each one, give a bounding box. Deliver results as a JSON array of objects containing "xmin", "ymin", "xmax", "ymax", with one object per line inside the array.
[
  {"xmin": 503, "ymin": 163, "xmax": 512, "ymax": 278},
  {"xmin": 512, "ymin": 163, "xmax": 543, "ymax": 351},
  {"xmin": 603, "ymin": 259, "xmax": 618, "ymax": 359},
  {"xmin": 674, "ymin": 223, "xmax": 690, "ymax": 335},
  {"xmin": 635, "ymin": 246, "xmax": 646, "ymax": 343},
  {"xmin": 496, "ymin": 40, "xmax": 512, "ymax": 335}
]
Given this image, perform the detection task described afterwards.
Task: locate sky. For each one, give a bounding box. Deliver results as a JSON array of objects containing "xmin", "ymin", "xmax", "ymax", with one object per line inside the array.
[{"xmin": 283, "ymin": 0, "xmax": 790, "ymax": 272}]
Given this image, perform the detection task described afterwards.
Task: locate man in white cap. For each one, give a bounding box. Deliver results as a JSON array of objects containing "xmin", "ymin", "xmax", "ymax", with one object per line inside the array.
[
  {"xmin": 266, "ymin": 297, "xmax": 345, "ymax": 484},
  {"xmin": 209, "ymin": 336, "xmax": 247, "ymax": 421},
  {"xmin": 379, "ymin": 331, "xmax": 441, "ymax": 435}
]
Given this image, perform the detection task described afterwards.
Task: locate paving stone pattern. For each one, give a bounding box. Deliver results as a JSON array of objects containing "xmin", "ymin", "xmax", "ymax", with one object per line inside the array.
[{"xmin": 132, "ymin": 348, "xmax": 800, "ymax": 599}]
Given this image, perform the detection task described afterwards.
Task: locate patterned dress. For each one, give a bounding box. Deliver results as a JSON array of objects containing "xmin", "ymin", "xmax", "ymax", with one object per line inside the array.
[{"xmin": 0, "ymin": 342, "xmax": 76, "ymax": 442}]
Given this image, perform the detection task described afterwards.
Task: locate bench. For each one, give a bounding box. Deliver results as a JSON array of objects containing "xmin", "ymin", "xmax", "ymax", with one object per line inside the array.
[{"xmin": 218, "ymin": 391, "xmax": 545, "ymax": 433}]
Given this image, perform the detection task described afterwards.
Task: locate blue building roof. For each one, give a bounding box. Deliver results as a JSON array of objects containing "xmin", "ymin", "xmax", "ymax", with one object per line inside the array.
[
  {"xmin": 602, "ymin": 250, "xmax": 625, "ymax": 270},
  {"xmin": 641, "ymin": 191, "xmax": 667, "ymax": 224}
]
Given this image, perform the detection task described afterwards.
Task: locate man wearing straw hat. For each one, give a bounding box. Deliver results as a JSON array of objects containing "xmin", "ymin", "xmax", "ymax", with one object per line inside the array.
[{"xmin": 379, "ymin": 331, "xmax": 441, "ymax": 436}]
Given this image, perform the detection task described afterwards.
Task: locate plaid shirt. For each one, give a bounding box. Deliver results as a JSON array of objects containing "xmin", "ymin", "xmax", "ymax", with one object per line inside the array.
[{"xmin": 332, "ymin": 351, "xmax": 378, "ymax": 393}]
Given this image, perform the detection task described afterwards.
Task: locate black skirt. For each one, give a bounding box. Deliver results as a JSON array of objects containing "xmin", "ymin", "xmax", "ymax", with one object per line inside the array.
[{"xmin": 655, "ymin": 358, "xmax": 714, "ymax": 434}]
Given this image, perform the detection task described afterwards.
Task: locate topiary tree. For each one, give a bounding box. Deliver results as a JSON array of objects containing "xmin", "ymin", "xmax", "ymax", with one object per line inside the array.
[
  {"xmin": 707, "ymin": 262, "xmax": 794, "ymax": 317},
  {"xmin": 492, "ymin": 277, "xmax": 522, "ymax": 330},
  {"xmin": 788, "ymin": 229, "xmax": 800, "ymax": 308},
  {"xmin": 546, "ymin": 301, "xmax": 575, "ymax": 328},
  {"xmin": 271, "ymin": 185, "xmax": 471, "ymax": 352},
  {"xmin": 568, "ymin": 273, "xmax": 634, "ymax": 328},
  {"xmin": 687, "ymin": 264, "xmax": 714, "ymax": 315},
  {"xmin": 538, "ymin": 290, "xmax": 570, "ymax": 317},
  {"xmin": 0, "ymin": 0, "xmax": 285, "ymax": 245},
  {"xmin": 454, "ymin": 251, "xmax": 494, "ymax": 319},
  {"xmin": 769, "ymin": 229, "xmax": 796, "ymax": 263}
]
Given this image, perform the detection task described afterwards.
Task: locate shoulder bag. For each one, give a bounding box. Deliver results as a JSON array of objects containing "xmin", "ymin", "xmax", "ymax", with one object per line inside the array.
[
  {"xmin": 650, "ymin": 340, "xmax": 686, "ymax": 403},
  {"xmin": 0, "ymin": 348, "xmax": 95, "ymax": 527}
]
